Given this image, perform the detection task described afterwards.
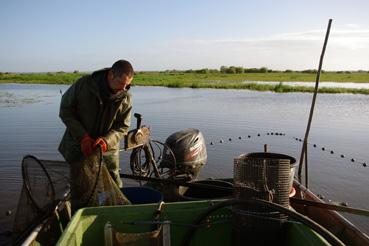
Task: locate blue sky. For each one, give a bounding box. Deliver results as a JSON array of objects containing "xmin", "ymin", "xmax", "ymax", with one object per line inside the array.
[{"xmin": 1, "ymin": 0, "xmax": 369, "ymax": 72}]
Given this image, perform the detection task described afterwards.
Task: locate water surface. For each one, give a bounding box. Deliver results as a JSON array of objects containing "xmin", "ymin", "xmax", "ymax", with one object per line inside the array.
[
  {"xmin": 1, "ymin": 83, "xmax": 368, "ymax": 239},
  {"xmin": 248, "ymin": 81, "xmax": 369, "ymax": 89}
]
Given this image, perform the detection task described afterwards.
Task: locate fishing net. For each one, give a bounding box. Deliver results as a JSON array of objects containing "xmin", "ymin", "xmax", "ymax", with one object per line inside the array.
[
  {"xmin": 12, "ymin": 155, "xmax": 70, "ymax": 243},
  {"xmin": 70, "ymin": 148, "xmax": 131, "ymax": 210},
  {"xmin": 12, "ymin": 150, "xmax": 130, "ymax": 244}
]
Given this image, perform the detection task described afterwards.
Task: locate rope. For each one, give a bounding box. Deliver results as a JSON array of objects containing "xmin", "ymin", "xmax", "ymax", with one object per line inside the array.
[
  {"xmin": 130, "ymin": 144, "xmax": 152, "ymax": 177},
  {"xmin": 129, "ymin": 139, "xmax": 178, "ymax": 179}
]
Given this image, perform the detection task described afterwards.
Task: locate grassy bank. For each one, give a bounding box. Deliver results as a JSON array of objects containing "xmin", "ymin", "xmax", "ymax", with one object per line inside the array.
[
  {"xmin": 0, "ymin": 72, "xmax": 85, "ymax": 84},
  {"xmin": 1, "ymin": 71, "xmax": 369, "ymax": 94}
]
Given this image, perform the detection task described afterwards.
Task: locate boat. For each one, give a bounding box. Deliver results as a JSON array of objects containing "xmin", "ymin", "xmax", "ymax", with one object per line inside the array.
[
  {"xmin": 12, "ymin": 126, "xmax": 369, "ymax": 246},
  {"xmin": 14, "ymin": 178, "xmax": 369, "ymax": 246}
]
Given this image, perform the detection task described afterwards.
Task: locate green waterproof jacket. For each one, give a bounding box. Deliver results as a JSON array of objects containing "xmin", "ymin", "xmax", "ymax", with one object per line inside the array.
[{"xmin": 58, "ymin": 69, "xmax": 132, "ymax": 163}]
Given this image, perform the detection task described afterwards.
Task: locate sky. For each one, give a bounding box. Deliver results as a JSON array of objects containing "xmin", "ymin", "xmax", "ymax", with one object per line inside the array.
[{"xmin": 1, "ymin": 0, "xmax": 369, "ymax": 72}]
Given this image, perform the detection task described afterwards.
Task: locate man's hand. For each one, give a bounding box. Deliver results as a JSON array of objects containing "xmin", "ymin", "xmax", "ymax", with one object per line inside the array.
[
  {"xmin": 94, "ymin": 137, "xmax": 107, "ymax": 152},
  {"xmin": 81, "ymin": 134, "xmax": 95, "ymax": 157}
]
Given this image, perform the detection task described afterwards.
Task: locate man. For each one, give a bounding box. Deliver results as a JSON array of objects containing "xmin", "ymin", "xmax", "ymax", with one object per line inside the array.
[{"xmin": 58, "ymin": 60, "xmax": 133, "ymax": 209}]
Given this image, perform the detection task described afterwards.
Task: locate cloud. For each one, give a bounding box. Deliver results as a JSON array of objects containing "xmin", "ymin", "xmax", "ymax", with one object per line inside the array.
[
  {"xmin": 177, "ymin": 29, "xmax": 369, "ymax": 49},
  {"xmin": 158, "ymin": 28, "xmax": 369, "ymax": 70}
]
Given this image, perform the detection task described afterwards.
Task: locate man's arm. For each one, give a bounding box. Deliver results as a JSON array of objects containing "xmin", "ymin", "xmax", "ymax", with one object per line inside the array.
[
  {"xmin": 103, "ymin": 96, "xmax": 132, "ymax": 149},
  {"xmin": 59, "ymin": 78, "xmax": 88, "ymax": 142}
]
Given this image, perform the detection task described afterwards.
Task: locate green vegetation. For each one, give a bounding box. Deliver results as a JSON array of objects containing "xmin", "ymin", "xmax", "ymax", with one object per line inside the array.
[
  {"xmin": 0, "ymin": 71, "xmax": 86, "ymax": 84},
  {"xmin": 1, "ymin": 67, "xmax": 369, "ymax": 94}
]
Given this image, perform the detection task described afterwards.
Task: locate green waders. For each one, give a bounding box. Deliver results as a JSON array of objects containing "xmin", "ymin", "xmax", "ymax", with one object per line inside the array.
[{"xmin": 103, "ymin": 149, "xmax": 123, "ymax": 188}]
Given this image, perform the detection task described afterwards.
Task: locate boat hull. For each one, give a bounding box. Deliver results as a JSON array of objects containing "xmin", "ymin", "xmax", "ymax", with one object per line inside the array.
[{"xmin": 291, "ymin": 180, "xmax": 369, "ymax": 246}]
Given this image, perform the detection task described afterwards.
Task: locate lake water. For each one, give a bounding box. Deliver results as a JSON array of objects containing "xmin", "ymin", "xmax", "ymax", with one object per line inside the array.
[{"xmin": 1, "ymin": 83, "xmax": 369, "ymax": 239}]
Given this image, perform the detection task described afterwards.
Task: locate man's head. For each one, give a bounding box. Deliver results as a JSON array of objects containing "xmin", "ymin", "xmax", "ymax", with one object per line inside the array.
[{"xmin": 107, "ymin": 60, "xmax": 134, "ymax": 94}]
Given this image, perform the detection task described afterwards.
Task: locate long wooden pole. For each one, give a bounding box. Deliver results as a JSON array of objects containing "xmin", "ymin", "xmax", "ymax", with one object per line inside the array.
[
  {"xmin": 290, "ymin": 197, "xmax": 369, "ymax": 217},
  {"xmin": 120, "ymin": 173, "xmax": 232, "ymax": 192},
  {"xmin": 298, "ymin": 19, "xmax": 333, "ymax": 186}
]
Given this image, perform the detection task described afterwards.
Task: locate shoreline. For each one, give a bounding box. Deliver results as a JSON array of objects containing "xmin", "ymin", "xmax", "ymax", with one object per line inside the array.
[
  {"xmin": 2, "ymin": 81, "xmax": 369, "ymax": 95},
  {"xmin": 1, "ymin": 72, "xmax": 369, "ymax": 94}
]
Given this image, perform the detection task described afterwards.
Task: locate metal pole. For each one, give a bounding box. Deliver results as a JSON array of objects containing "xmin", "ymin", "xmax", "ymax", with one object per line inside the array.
[{"xmin": 298, "ymin": 19, "xmax": 333, "ymax": 186}]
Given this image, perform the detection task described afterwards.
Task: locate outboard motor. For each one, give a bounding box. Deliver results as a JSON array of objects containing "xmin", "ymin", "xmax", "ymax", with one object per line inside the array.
[
  {"xmin": 160, "ymin": 128, "xmax": 207, "ymax": 181},
  {"xmin": 153, "ymin": 128, "xmax": 207, "ymax": 201}
]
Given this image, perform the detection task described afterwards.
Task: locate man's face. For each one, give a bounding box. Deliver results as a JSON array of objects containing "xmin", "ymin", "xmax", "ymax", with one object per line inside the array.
[{"xmin": 109, "ymin": 73, "xmax": 133, "ymax": 94}]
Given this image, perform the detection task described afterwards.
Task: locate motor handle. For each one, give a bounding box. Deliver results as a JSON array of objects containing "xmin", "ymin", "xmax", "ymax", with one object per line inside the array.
[{"xmin": 134, "ymin": 113, "xmax": 142, "ymax": 129}]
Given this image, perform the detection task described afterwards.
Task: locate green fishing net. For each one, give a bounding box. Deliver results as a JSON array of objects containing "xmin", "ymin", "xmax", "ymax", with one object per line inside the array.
[
  {"xmin": 70, "ymin": 149, "xmax": 131, "ymax": 209},
  {"xmin": 12, "ymin": 150, "xmax": 130, "ymax": 244}
]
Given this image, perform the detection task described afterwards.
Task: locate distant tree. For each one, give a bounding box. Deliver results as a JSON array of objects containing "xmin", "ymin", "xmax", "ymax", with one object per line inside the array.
[
  {"xmin": 302, "ymin": 69, "xmax": 317, "ymax": 74},
  {"xmin": 284, "ymin": 69, "xmax": 293, "ymax": 73},
  {"xmin": 259, "ymin": 67, "xmax": 268, "ymax": 73},
  {"xmin": 219, "ymin": 66, "xmax": 272, "ymax": 73},
  {"xmin": 220, "ymin": 66, "xmax": 228, "ymax": 73},
  {"xmin": 244, "ymin": 68, "xmax": 258, "ymax": 73},
  {"xmin": 164, "ymin": 69, "xmax": 179, "ymax": 73},
  {"xmin": 209, "ymin": 69, "xmax": 219, "ymax": 73},
  {"xmin": 73, "ymin": 70, "xmax": 79, "ymax": 74},
  {"xmin": 227, "ymin": 66, "xmax": 237, "ymax": 74},
  {"xmin": 195, "ymin": 68, "xmax": 209, "ymax": 74},
  {"xmin": 235, "ymin": 67, "xmax": 244, "ymax": 73}
]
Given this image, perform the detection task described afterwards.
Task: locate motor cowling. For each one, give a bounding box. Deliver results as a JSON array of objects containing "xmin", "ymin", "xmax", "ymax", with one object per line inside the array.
[{"xmin": 160, "ymin": 128, "xmax": 207, "ymax": 179}]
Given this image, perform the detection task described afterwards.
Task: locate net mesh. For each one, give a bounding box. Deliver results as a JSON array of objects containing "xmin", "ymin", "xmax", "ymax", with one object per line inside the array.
[
  {"xmin": 12, "ymin": 156, "xmax": 70, "ymax": 242},
  {"xmin": 72, "ymin": 149, "xmax": 131, "ymax": 208},
  {"xmin": 12, "ymin": 151, "xmax": 130, "ymax": 243}
]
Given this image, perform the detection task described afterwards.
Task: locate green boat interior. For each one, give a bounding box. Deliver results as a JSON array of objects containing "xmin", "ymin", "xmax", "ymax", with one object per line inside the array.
[{"xmin": 57, "ymin": 200, "xmax": 330, "ymax": 246}]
